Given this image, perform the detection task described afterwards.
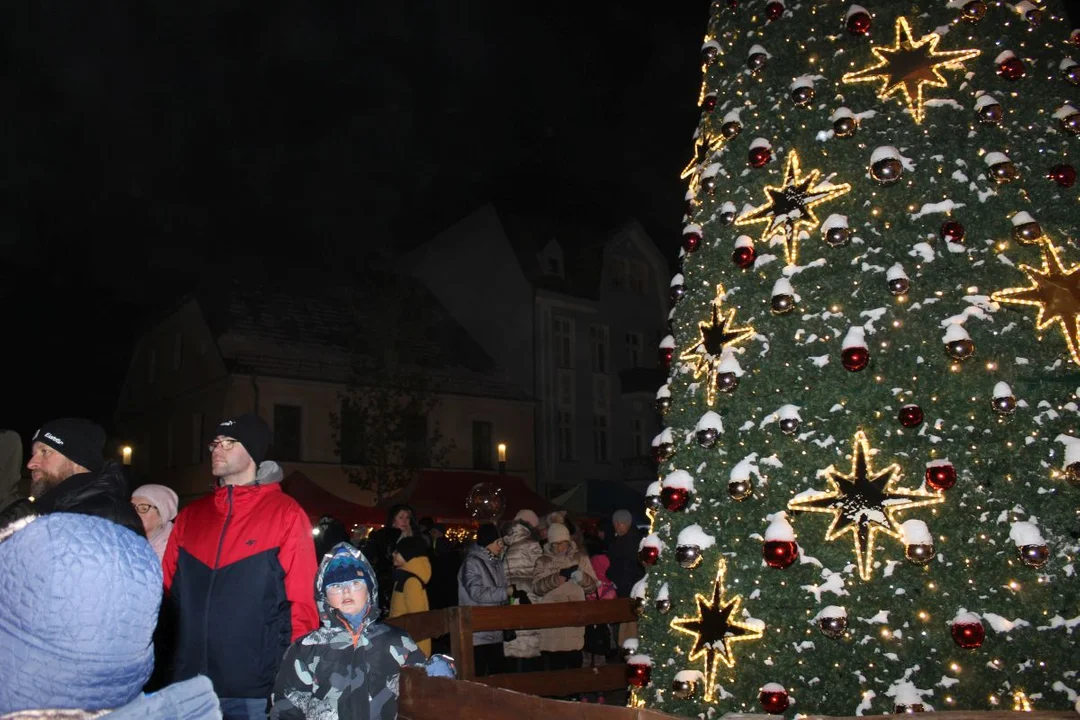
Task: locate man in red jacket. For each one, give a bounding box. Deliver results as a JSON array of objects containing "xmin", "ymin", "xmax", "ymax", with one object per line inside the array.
[{"xmin": 163, "ymin": 413, "xmax": 318, "ymax": 720}]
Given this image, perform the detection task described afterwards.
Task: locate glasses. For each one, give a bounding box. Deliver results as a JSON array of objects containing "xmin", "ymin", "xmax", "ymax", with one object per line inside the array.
[
  {"xmin": 208, "ymin": 438, "xmax": 237, "ymax": 453},
  {"xmin": 132, "ymin": 503, "xmax": 157, "ymax": 515},
  {"xmin": 326, "ymin": 579, "xmax": 366, "ymax": 596}
]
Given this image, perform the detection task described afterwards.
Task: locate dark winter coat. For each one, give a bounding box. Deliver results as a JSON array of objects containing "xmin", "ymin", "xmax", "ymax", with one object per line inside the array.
[
  {"xmin": 270, "ymin": 543, "xmax": 426, "ymax": 720},
  {"xmin": 606, "ymin": 526, "xmax": 644, "ymax": 598},
  {"xmin": 31, "ymin": 459, "xmax": 143, "ymax": 537}
]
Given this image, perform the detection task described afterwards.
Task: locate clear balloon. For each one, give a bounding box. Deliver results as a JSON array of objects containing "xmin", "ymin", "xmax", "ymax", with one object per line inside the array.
[{"xmin": 465, "ymin": 482, "xmax": 505, "ymax": 523}]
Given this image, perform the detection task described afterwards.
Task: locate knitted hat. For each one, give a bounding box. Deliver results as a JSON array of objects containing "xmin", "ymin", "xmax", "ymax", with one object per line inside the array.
[
  {"xmin": 514, "ymin": 509, "xmax": 540, "ymax": 528},
  {"xmin": 396, "ymin": 535, "xmax": 428, "ymax": 563},
  {"xmin": 0, "ymin": 514, "xmax": 160, "ymax": 714},
  {"xmin": 475, "ymin": 523, "xmax": 501, "ymax": 548},
  {"xmin": 547, "ymin": 522, "xmax": 571, "ymax": 544},
  {"xmin": 612, "ymin": 509, "xmax": 633, "ymax": 526},
  {"xmin": 212, "ymin": 414, "xmax": 272, "ymax": 466},
  {"xmin": 32, "ymin": 419, "xmax": 106, "ymax": 473},
  {"xmin": 323, "ymin": 552, "xmax": 370, "ymax": 594},
  {"xmin": 132, "ymin": 484, "xmax": 179, "ymax": 522}
]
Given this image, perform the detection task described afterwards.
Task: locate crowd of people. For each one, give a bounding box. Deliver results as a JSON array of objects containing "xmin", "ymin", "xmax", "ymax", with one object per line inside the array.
[{"xmin": 0, "ymin": 414, "xmax": 645, "ymax": 719}]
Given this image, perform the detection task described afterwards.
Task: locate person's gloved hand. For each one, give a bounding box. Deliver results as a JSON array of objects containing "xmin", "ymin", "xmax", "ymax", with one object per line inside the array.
[
  {"xmin": 423, "ymin": 654, "xmax": 457, "ymax": 679},
  {"xmin": 571, "ymin": 570, "xmax": 583, "ymax": 583}
]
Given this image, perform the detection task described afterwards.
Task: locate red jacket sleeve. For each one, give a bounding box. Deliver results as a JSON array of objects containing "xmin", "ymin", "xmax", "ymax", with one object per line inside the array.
[
  {"xmin": 162, "ymin": 509, "xmax": 184, "ymax": 592},
  {"xmin": 280, "ymin": 504, "xmax": 319, "ymax": 641}
]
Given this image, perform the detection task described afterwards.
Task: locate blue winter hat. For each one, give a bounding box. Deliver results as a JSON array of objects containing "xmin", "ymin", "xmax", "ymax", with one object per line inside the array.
[
  {"xmin": 0, "ymin": 513, "xmax": 161, "ymax": 714},
  {"xmin": 322, "ymin": 551, "xmax": 373, "ymax": 596}
]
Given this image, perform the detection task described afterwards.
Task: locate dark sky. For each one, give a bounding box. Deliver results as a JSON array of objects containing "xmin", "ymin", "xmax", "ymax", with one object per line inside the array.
[{"xmin": 1, "ymin": 1, "xmax": 709, "ymax": 438}]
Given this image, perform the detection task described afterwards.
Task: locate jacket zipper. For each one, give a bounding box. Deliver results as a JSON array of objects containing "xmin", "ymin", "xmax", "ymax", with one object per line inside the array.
[{"xmin": 202, "ymin": 485, "xmax": 234, "ymax": 673}]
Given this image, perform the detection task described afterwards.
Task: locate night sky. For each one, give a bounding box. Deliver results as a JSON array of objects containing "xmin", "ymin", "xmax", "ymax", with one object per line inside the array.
[{"xmin": 1, "ymin": 1, "xmax": 709, "ymax": 440}]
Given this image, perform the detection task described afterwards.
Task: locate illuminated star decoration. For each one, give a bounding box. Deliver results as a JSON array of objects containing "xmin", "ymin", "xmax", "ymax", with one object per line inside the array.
[
  {"xmin": 680, "ymin": 130, "xmax": 724, "ymax": 194},
  {"xmin": 788, "ymin": 430, "xmax": 944, "ymax": 581},
  {"xmin": 679, "ymin": 285, "xmax": 755, "ymax": 406},
  {"xmin": 670, "ymin": 558, "xmax": 763, "ymax": 702},
  {"xmin": 841, "ymin": 16, "xmax": 980, "ymax": 124},
  {"xmin": 991, "ymin": 242, "xmax": 1080, "ymax": 366},
  {"xmin": 734, "ymin": 150, "xmax": 850, "ymax": 267}
]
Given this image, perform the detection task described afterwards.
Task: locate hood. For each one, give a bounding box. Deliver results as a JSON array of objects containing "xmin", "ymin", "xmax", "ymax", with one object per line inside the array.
[
  {"xmin": 400, "ymin": 555, "xmax": 432, "ymax": 584},
  {"xmin": 253, "ymin": 460, "xmax": 283, "ymax": 485},
  {"xmin": 591, "ymin": 553, "xmax": 612, "ymax": 580},
  {"xmin": 315, "ymin": 542, "xmax": 379, "ymax": 630},
  {"xmin": 504, "ymin": 519, "xmax": 540, "ymax": 544},
  {"xmin": 0, "ymin": 513, "xmax": 161, "ymax": 715}
]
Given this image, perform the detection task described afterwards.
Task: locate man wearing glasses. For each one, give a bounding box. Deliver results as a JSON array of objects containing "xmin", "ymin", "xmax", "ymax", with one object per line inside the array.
[{"xmin": 163, "ymin": 413, "xmax": 319, "ymax": 720}]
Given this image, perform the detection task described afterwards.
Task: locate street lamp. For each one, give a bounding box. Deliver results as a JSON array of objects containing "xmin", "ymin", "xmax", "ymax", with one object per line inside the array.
[
  {"xmin": 497, "ymin": 443, "xmax": 507, "ymax": 475},
  {"xmin": 121, "ymin": 446, "xmax": 133, "ymax": 466}
]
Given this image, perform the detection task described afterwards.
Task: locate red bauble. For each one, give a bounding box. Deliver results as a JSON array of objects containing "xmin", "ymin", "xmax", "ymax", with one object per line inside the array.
[
  {"xmin": 951, "ymin": 620, "xmax": 985, "ymax": 649},
  {"xmin": 702, "ymin": 93, "xmax": 717, "ymax": 112},
  {"xmin": 765, "ymin": 1, "xmax": 784, "ymax": 21},
  {"xmin": 763, "ymin": 540, "xmax": 798, "ymax": 569},
  {"xmin": 940, "ymin": 220, "xmax": 965, "ymax": 243},
  {"xmin": 899, "ymin": 404, "xmax": 924, "ymax": 428},
  {"xmin": 1071, "ymin": 29, "xmax": 1080, "ymax": 47},
  {"xmin": 733, "ymin": 245, "xmax": 757, "ymax": 269},
  {"xmin": 749, "ymin": 146, "xmax": 772, "ymax": 168},
  {"xmin": 660, "ymin": 346, "xmax": 674, "ymax": 369},
  {"xmin": 847, "ymin": 11, "xmax": 872, "ymax": 35},
  {"xmin": 638, "ymin": 545, "xmax": 660, "ymax": 566},
  {"xmin": 627, "ymin": 661, "xmax": 651, "ymax": 687},
  {"xmin": 925, "ymin": 463, "xmax": 957, "ymax": 491},
  {"xmin": 997, "ymin": 56, "xmax": 1026, "ymax": 81},
  {"xmin": 683, "ymin": 231, "xmax": 702, "ymax": 253},
  {"xmin": 726, "ymin": 0, "xmax": 739, "ymax": 7},
  {"xmin": 660, "ymin": 486, "xmax": 690, "ymax": 512},
  {"xmin": 759, "ymin": 687, "xmax": 790, "ymax": 714},
  {"xmin": 1049, "ymin": 164, "xmax": 1077, "ymax": 188},
  {"xmin": 841, "ymin": 346, "xmax": 870, "ymax": 372}
]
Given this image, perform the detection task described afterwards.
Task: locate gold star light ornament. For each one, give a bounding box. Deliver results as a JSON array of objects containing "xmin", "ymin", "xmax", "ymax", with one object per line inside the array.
[
  {"xmin": 788, "ymin": 431, "xmax": 945, "ymax": 581},
  {"xmin": 992, "ymin": 242, "xmax": 1080, "ymax": 366},
  {"xmin": 842, "ymin": 16, "xmax": 980, "ymax": 124},
  {"xmin": 670, "ymin": 558, "xmax": 764, "ymax": 702},
  {"xmin": 680, "ymin": 285, "xmax": 755, "ymax": 406},
  {"xmin": 680, "ymin": 130, "xmax": 725, "ymax": 194},
  {"xmin": 735, "ymin": 150, "xmax": 850, "ymax": 267}
]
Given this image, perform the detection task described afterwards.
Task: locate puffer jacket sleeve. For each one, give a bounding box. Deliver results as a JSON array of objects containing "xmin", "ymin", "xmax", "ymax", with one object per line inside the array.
[
  {"xmin": 531, "ymin": 554, "xmax": 561, "ymax": 596},
  {"xmin": 575, "ymin": 550, "xmax": 599, "ymax": 595},
  {"xmin": 461, "ymin": 553, "xmax": 508, "ymax": 605},
  {"xmin": 279, "ymin": 504, "xmax": 320, "ymax": 641},
  {"xmin": 504, "ymin": 540, "xmax": 542, "ymax": 592},
  {"xmin": 269, "ymin": 644, "xmax": 311, "ymax": 720}
]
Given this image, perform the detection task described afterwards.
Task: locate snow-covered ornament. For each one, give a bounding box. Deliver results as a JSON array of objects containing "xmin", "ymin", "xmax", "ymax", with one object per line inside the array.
[
  {"xmin": 974, "ymin": 93, "xmax": 1003, "ymax": 125},
  {"xmin": 841, "ymin": 326, "xmax": 870, "ymax": 372},
  {"xmin": 626, "ymin": 654, "xmax": 652, "ymax": 687},
  {"xmin": 676, "ymin": 524, "xmax": 715, "ymax": 569},
  {"xmin": 763, "ymin": 513, "xmax": 799, "ymax": 569},
  {"xmin": 715, "ymin": 349, "xmax": 743, "ymax": 395},
  {"xmin": 886, "ymin": 263, "xmax": 910, "ymax": 295},
  {"xmin": 720, "ymin": 112, "xmax": 742, "ymax": 141},
  {"xmin": 655, "ymin": 583, "xmax": 671, "ymax": 614},
  {"xmin": 718, "ymin": 199, "xmax": 737, "ymax": 225},
  {"xmin": 870, "ymin": 146, "xmax": 903, "ymax": 185},
  {"xmin": 770, "ymin": 277, "xmax": 796, "ymax": 315},
  {"xmin": 684, "ymin": 188, "xmax": 699, "ymax": 217},
  {"xmin": 898, "ymin": 404, "xmax": 923, "ymax": 428},
  {"xmin": 986, "ymin": 151, "xmax": 1019, "ymax": 184},
  {"xmin": 832, "ymin": 107, "xmax": 858, "ymax": 138},
  {"xmin": 759, "ymin": 683, "xmax": 790, "ymax": 714},
  {"xmin": 1016, "ymin": 0, "xmax": 1042, "ymax": 26},
  {"xmin": 701, "ymin": 91, "xmax": 717, "ymax": 113},
  {"xmin": 680, "ymin": 285, "xmax": 755, "ymax": 405},
  {"xmin": 652, "ymin": 428, "xmax": 675, "ymax": 463},
  {"xmin": 822, "ymin": 214, "xmax": 850, "ymax": 247},
  {"xmin": 682, "ymin": 224, "xmax": 702, "ymax": 254},
  {"xmin": 645, "ymin": 480, "xmax": 663, "ymax": 512},
  {"xmin": 991, "ymin": 381, "xmax": 1017, "ymax": 415},
  {"xmin": 846, "ymin": 5, "xmax": 871, "ymax": 35},
  {"xmin": 1010, "ymin": 211, "xmax": 1043, "ymax": 245},
  {"xmin": 695, "ymin": 411, "xmax": 724, "ymax": 448},
  {"xmin": 771, "ymin": 403, "xmax": 801, "ymax": 435},
  {"xmin": 655, "ymin": 384, "xmax": 672, "ymax": 415},
  {"xmin": 790, "ymin": 79, "xmax": 814, "ymax": 107},
  {"xmin": 1057, "ymin": 103, "xmax": 1080, "ymax": 135},
  {"xmin": 943, "ymin": 323, "xmax": 975, "ymax": 362},
  {"xmin": 700, "ymin": 165, "xmax": 719, "ymax": 194},
  {"xmin": 901, "ymin": 519, "xmax": 935, "ymax": 565},
  {"xmin": 995, "ymin": 50, "xmax": 1025, "ymax": 80},
  {"xmin": 960, "ymin": 0, "xmax": 987, "ymax": 22},
  {"xmin": 671, "ymin": 670, "xmax": 702, "ymax": 700},
  {"xmin": 1010, "ymin": 521, "xmax": 1050, "ymax": 568},
  {"xmin": 748, "ymin": 137, "xmax": 772, "ymax": 168},
  {"xmin": 701, "ymin": 38, "xmax": 720, "ymax": 66},
  {"xmin": 1058, "ymin": 434, "xmax": 1080, "ymax": 487},
  {"xmin": 669, "ymin": 273, "xmax": 685, "ymax": 305},
  {"xmin": 732, "ymin": 235, "xmax": 756, "ymax": 269},
  {"xmin": 630, "ymin": 577, "xmax": 647, "ymax": 616},
  {"xmin": 638, "ymin": 534, "xmax": 663, "ymax": 566},
  {"xmin": 951, "ymin": 611, "xmax": 985, "ymax": 649},
  {"xmin": 1048, "ymin": 163, "xmax": 1076, "ymax": 188},
  {"xmin": 747, "ymin": 44, "xmax": 769, "ymax": 73},
  {"xmin": 1062, "ymin": 58, "xmax": 1080, "ymax": 86},
  {"xmin": 764, "ymin": 0, "xmax": 784, "ymax": 22},
  {"xmin": 659, "ymin": 334, "xmax": 675, "ymax": 368},
  {"xmin": 661, "ymin": 470, "xmax": 695, "ymax": 512},
  {"xmin": 1072, "ymin": 28, "xmax": 1080, "ymax": 47},
  {"xmin": 814, "ymin": 605, "xmax": 848, "ymax": 638},
  {"xmin": 925, "ymin": 459, "xmax": 957, "ymax": 491},
  {"xmin": 940, "ymin": 220, "xmax": 965, "ymax": 244}
]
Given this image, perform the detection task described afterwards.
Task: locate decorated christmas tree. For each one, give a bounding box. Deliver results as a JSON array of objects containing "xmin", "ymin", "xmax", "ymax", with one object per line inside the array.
[{"xmin": 632, "ymin": 0, "xmax": 1080, "ymax": 715}]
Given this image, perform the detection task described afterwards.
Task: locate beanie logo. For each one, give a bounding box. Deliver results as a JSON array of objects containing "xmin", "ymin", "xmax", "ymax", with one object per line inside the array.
[
  {"xmin": 43, "ymin": 432, "xmax": 64, "ymax": 445},
  {"xmin": 220, "ymin": 420, "xmax": 236, "ymax": 426}
]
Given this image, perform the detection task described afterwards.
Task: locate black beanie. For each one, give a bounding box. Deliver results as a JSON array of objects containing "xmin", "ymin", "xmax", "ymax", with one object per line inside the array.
[
  {"xmin": 32, "ymin": 418, "xmax": 105, "ymax": 473},
  {"xmin": 212, "ymin": 414, "xmax": 272, "ymax": 466},
  {"xmin": 475, "ymin": 523, "xmax": 501, "ymax": 548},
  {"xmin": 396, "ymin": 535, "xmax": 428, "ymax": 563}
]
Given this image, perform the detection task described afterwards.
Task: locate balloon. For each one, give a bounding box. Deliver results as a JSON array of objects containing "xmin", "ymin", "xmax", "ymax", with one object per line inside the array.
[{"xmin": 466, "ymin": 482, "xmax": 505, "ymax": 522}]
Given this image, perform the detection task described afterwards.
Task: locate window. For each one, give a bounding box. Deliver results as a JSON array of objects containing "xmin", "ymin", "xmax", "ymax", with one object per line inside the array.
[
  {"xmin": 191, "ymin": 413, "xmax": 204, "ymax": 465},
  {"xmin": 274, "ymin": 405, "xmax": 303, "ymax": 461},
  {"xmin": 472, "ymin": 421, "xmax": 493, "ymax": 470},
  {"xmin": 589, "ymin": 325, "xmax": 608, "ymax": 373},
  {"xmin": 593, "ymin": 415, "xmax": 609, "ymax": 462},
  {"xmin": 557, "ymin": 410, "xmax": 574, "ymax": 461},
  {"xmin": 402, "ymin": 414, "xmax": 428, "ymax": 468},
  {"xmin": 147, "ymin": 349, "xmax": 156, "ymax": 384},
  {"xmin": 625, "ymin": 332, "xmax": 643, "ymax": 368},
  {"xmin": 339, "ymin": 401, "xmax": 366, "ymax": 465},
  {"xmin": 592, "ymin": 375, "xmax": 609, "ymax": 413},
  {"xmin": 553, "ymin": 316, "xmax": 574, "ymax": 368},
  {"xmin": 166, "ymin": 420, "xmax": 175, "ymax": 469},
  {"xmin": 631, "ymin": 417, "xmax": 645, "ymax": 457},
  {"xmin": 612, "ymin": 257, "xmax": 631, "ymax": 289},
  {"xmin": 556, "ymin": 369, "xmax": 574, "ymax": 409},
  {"xmin": 630, "ymin": 261, "xmax": 649, "ymax": 294},
  {"xmin": 171, "ymin": 333, "xmax": 183, "ymax": 371}
]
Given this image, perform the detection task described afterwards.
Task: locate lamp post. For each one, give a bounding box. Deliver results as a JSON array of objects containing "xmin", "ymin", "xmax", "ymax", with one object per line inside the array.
[
  {"xmin": 121, "ymin": 446, "xmax": 133, "ymax": 466},
  {"xmin": 497, "ymin": 443, "xmax": 507, "ymax": 475}
]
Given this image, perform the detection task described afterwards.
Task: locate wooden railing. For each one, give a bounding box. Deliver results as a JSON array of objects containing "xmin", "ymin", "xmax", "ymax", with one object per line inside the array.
[{"xmin": 386, "ymin": 598, "xmax": 636, "ymax": 694}]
